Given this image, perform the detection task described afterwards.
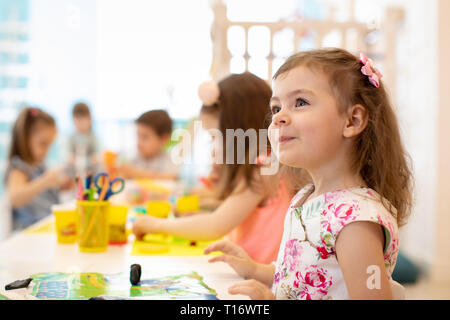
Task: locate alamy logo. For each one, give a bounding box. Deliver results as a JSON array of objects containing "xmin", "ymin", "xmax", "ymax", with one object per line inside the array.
[
  {"xmin": 366, "ymin": 265, "xmax": 381, "ymax": 290},
  {"xmin": 170, "ymin": 120, "xmax": 280, "ymax": 175}
]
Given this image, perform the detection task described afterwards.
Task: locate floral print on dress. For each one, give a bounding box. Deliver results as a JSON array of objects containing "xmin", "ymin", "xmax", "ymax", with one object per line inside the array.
[
  {"xmin": 272, "ymin": 184, "xmax": 399, "ymax": 300},
  {"xmin": 283, "ymin": 239, "xmax": 303, "ymax": 272},
  {"xmin": 328, "ymin": 201, "xmax": 360, "ymax": 228},
  {"xmin": 274, "ymin": 271, "xmax": 281, "ymax": 285},
  {"xmin": 324, "ymin": 189, "xmax": 348, "ymax": 204},
  {"xmin": 294, "ymin": 265, "xmax": 333, "ymax": 300}
]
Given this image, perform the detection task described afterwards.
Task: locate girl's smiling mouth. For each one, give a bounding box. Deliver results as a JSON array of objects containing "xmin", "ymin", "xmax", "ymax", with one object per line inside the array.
[{"xmin": 279, "ymin": 136, "xmax": 297, "ymax": 144}]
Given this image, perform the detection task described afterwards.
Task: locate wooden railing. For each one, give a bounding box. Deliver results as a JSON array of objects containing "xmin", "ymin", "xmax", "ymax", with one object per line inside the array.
[{"xmin": 209, "ymin": 0, "xmax": 404, "ymax": 102}]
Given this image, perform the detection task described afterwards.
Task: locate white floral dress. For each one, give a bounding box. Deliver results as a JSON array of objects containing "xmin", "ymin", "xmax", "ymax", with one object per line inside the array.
[{"xmin": 272, "ymin": 184, "xmax": 399, "ymax": 300}]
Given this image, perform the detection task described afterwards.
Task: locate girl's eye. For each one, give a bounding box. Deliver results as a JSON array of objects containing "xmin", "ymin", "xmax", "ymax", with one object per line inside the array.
[
  {"xmin": 271, "ymin": 106, "xmax": 281, "ymax": 115},
  {"xmin": 295, "ymin": 98, "xmax": 309, "ymax": 108}
]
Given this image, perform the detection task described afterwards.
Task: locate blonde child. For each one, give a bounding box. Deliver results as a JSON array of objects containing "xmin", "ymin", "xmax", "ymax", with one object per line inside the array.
[
  {"xmin": 205, "ymin": 48, "xmax": 413, "ymax": 300},
  {"xmin": 118, "ymin": 110, "xmax": 179, "ymax": 180},
  {"xmin": 68, "ymin": 102, "xmax": 100, "ymax": 175},
  {"xmin": 5, "ymin": 107, "xmax": 72, "ymax": 231},
  {"xmin": 133, "ymin": 72, "xmax": 296, "ymax": 264}
]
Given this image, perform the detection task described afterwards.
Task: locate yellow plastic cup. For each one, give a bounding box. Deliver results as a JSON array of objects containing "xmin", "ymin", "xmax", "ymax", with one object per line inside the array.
[
  {"xmin": 146, "ymin": 201, "xmax": 171, "ymax": 218},
  {"xmin": 52, "ymin": 205, "xmax": 78, "ymax": 244},
  {"xmin": 176, "ymin": 195, "xmax": 200, "ymax": 213},
  {"xmin": 108, "ymin": 205, "xmax": 128, "ymax": 245},
  {"xmin": 77, "ymin": 201, "xmax": 110, "ymax": 253}
]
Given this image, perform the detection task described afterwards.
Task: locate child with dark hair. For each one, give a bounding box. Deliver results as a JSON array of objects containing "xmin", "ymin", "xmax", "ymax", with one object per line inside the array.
[{"xmin": 118, "ymin": 109, "xmax": 179, "ymax": 180}]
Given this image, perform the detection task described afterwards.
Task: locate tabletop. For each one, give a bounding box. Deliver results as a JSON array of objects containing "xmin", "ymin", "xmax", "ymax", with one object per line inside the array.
[{"xmin": 0, "ymin": 180, "xmax": 248, "ymax": 300}]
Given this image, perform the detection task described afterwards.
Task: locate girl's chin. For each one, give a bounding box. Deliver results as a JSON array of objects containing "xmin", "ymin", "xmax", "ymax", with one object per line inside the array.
[{"xmin": 276, "ymin": 151, "xmax": 305, "ymax": 168}]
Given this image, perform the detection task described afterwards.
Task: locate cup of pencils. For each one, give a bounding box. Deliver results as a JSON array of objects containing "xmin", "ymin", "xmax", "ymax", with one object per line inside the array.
[
  {"xmin": 75, "ymin": 172, "xmax": 125, "ymax": 253},
  {"xmin": 77, "ymin": 200, "xmax": 110, "ymax": 252}
]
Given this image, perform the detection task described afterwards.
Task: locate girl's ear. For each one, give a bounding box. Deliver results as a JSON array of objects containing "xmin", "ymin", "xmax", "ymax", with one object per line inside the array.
[{"xmin": 343, "ymin": 104, "xmax": 368, "ymax": 138}]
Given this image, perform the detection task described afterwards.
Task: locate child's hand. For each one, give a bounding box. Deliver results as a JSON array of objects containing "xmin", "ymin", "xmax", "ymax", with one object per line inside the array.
[
  {"xmin": 42, "ymin": 167, "xmax": 68, "ymax": 189},
  {"xmin": 118, "ymin": 164, "xmax": 138, "ymax": 179},
  {"xmin": 60, "ymin": 177, "xmax": 75, "ymax": 191},
  {"xmin": 228, "ymin": 280, "xmax": 274, "ymax": 300},
  {"xmin": 204, "ymin": 240, "xmax": 257, "ymax": 280},
  {"xmin": 132, "ymin": 215, "xmax": 163, "ymax": 240}
]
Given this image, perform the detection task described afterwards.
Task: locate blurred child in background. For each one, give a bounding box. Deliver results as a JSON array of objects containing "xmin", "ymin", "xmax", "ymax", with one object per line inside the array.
[
  {"xmin": 119, "ymin": 109, "xmax": 180, "ymax": 180},
  {"xmin": 68, "ymin": 102, "xmax": 100, "ymax": 176},
  {"xmin": 5, "ymin": 107, "xmax": 72, "ymax": 231}
]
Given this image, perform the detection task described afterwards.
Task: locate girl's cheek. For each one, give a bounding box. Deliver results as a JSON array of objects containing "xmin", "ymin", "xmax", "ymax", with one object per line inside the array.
[{"xmin": 268, "ymin": 125, "xmax": 280, "ymax": 141}]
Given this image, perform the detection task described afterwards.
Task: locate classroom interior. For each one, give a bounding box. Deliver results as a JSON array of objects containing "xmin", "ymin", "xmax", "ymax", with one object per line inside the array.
[{"xmin": 0, "ymin": 0, "xmax": 449, "ymax": 300}]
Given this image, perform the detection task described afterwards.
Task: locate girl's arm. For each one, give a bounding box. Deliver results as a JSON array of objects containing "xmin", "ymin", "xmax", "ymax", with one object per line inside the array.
[
  {"xmin": 335, "ymin": 221, "xmax": 393, "ymax": 299},
  {"xmin": 252, "ymin": 263, "xmax": 276, "ymax": 286},
  {"xmin": 119, "ymin": 164, "xmax": 177, "ymax": 180},
  {"xmin": 133, "ymin": 178, "xmax": 266, "ymax": 241},
  {"xmin": 7, "ymin": 168, "xmax": 63, "ymax": 209}
]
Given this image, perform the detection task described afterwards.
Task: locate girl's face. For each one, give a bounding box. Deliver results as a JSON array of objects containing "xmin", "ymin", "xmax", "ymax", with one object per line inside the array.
[
  {"xmin": 29, "ymin": 124, "xmax": 57, "ymax": 164},
  {"xmin": 268, "ymin": 66, "xmax": 348, "ymax": 170}
]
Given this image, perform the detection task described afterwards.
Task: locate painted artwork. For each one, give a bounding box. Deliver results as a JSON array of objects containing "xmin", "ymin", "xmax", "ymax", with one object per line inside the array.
[
  {"xmin": 29, "ymin": 271, "xmax": 218, "ymax": 300},
  {"xmin": 0, "ymin": 293, "xmax": 9, "ymax": 300}
]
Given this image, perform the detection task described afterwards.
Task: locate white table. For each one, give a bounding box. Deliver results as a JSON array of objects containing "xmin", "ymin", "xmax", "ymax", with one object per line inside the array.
[{"xmin": 0, "ymin": 216, "xmax": 248, "ymax": 300}]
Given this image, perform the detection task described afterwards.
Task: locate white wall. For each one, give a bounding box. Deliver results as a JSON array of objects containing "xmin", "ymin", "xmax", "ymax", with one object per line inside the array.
[
  {"xmin": 386, "ymin": 0, "xmax": 438, "ymax": 271},
  {"xmin": 28, "ymin": 0, "xmax": 97, "ymax": 133},
  {"xmin": 95, "ymin": 0, "xmax": 213, "ymax": 121},
  {"xmin": 432, "ymin": 0, "xmax": 450, "ymax": 284}
]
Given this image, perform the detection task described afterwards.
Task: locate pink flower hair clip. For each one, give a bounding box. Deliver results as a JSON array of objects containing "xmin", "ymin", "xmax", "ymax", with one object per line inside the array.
[
  {"xmin": 359, "ymin": 53, "xmax": 383, "ymax": 88},
  {"xmin": 29, "ymin": 108, "xmax": 40, "ymax": 117},
  {"xmin": 198, "ymin": 80, "xmax": 220, "ymax": 106}
]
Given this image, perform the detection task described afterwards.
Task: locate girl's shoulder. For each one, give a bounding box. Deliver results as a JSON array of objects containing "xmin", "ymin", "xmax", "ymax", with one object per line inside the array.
[
  {"xmin": 8, "ymin": 156, "xmax": 32, "ymax": 174},
  {"xmin": 321, "ymin": 186, "xmax": 397, "ymax": 222},
  {"xmin": 7, "ymin": 156, "xmax": 44, "ymax": 179},
  {"xmin": 320, "ymin": 186, "xmax": 399, "ymax": 253}
]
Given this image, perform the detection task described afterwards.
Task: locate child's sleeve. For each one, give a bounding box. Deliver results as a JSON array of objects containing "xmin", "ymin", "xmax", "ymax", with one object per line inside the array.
[
  {"xmin": 92, "ymin": 135, "xmax": 100, "ymax": 154},
  {"xmin": 68, "ymin": 135, "xmax": 76, "ymax": 155},
  {"xmin": 8, "ymin": 156, "xmax": 31, "ymax": 176},
  {"xmin": 321, "ymin": 196, "xmax": 399, "ymax": 273}
]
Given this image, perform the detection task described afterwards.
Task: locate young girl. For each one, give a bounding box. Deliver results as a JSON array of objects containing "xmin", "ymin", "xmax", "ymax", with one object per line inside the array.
[
  {"xmin": 133, "ymin": 72, "xmax": 296, "ymax": 264},
  {"xmin": 5, "ymin": 107, "xmax": 71, "ymax": 231},
  {"xmin": 204, "ymin": 48, "xmax": 413, "ymax": 300}
]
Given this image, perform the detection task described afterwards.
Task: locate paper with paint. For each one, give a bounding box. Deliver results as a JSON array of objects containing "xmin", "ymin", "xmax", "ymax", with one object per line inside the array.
[{"xmin": 29, "ymin": 271, "xmax": 218, "ymax": 300}]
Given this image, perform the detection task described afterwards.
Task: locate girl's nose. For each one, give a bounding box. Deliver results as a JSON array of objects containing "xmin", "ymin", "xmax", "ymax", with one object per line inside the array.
[{"xmin": 271, "ymin": 108, "xmax": 290, "ymax": 126}]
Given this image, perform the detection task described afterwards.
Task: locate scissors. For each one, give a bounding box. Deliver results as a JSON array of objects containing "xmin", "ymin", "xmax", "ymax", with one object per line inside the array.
[{"xmin": 94, "ymin": 172, "xmax": 125, "ymax": 200}]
